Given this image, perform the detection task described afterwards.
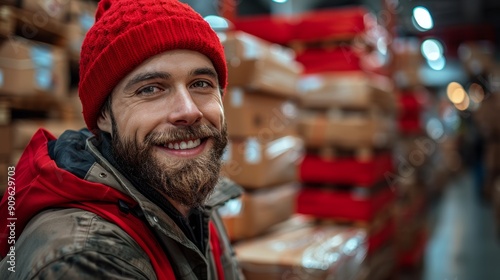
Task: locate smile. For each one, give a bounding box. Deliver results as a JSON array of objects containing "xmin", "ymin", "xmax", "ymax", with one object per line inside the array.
[{"xmin": 164, "ymin": 139, "xmax": 202, "ymax": 150}]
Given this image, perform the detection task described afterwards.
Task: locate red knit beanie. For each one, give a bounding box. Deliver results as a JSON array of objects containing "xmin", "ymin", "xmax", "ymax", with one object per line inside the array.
[{"xmin": 79, "ymin": 0, "xmax": 227, "ymax": 132}]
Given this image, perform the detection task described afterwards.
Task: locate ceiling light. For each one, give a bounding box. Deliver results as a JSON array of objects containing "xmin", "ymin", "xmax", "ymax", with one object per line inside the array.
[
  {"xmin": 421, "ymin": 39, "xmax": 443, "ymax": 61},
  {"xmin": 412, "ymin": 6, "xmax": 433, "ymax": 31},
  {"xmin": 427, "ymin": 56, "xmax": 446, "ymax": 70},
  {"xmin": 204, "ymin": 15, "xmax": 230, "ymax": 31}
]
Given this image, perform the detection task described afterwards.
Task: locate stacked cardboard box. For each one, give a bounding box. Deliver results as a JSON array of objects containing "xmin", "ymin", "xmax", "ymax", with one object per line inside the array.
[
  {"xmin": 0, "ymin": 36, "xmax": 69, "ymax": 98},
  {"xmin": 233, "ymin": 215, "xmax": 367, "ymax": 280},
  {"xmin": 296, "ymin": 73, "xmax": 398, "ymax": 279},
  {"xmin": 0, "ymin": 0, "xmax": 92, "ymax": 195},
  {"xmin": 390, "ymin": 38, "xmax": 431, "ymax": 270},
  {"xmin": 0, "ymin": 0, "xmax": 69, "ymax": 46},
  {"xmin": 391, "ymin": 37, "xmax": 423, "ymax": 90},
  {"xmin": 219, "ymin": 31, "xmax": 303, "ymax": 243},
  {"xmin": 235, "ymin": 6, "xmax": 398, "ymax": 278},
  {"xmin": 66, "ymin": 0, "xmax": 96, "ymax": 63},
  {"xmin": 234, "ymin": 6, "xmax": 389, "ymax": 75},
  {"xmin": 271, "ymin": 7, "xmax": 396, "ymax": 280},
  {"xmin": 392, "ymin": 136, "xmax": 430, "ymax": 269}
]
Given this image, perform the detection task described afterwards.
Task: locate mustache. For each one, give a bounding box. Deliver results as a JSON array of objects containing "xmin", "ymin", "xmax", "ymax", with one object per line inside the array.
[{"xmin": 145, "ymin": 124, "xmax": 222, "ymax": 145}]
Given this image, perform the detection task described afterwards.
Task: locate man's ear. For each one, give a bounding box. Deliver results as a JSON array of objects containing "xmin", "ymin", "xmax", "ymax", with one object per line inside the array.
[{"xmin": 97, "ymin": 111, "xmax": 112, "ymax": 134}]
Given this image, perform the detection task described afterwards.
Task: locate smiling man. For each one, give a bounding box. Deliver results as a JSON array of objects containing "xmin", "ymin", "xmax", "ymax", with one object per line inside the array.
[{"xmin": 0, "ymin": 0, "xmax": 242, "ymax": 279}]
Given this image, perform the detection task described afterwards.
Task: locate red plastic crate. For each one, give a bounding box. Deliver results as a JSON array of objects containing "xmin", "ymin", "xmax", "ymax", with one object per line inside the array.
[
  {"xmin": 234, "ymin": 6, "xmax": 372, "ymax": 45},
  {"xmin": 296, "ymin": 47, "xmax": 363, "ymax": 73},
  {"xmin": 299, "ymin": 153, "xmax": 394, "ymax": 186},
  {"xmin": 296, "ymin": 185, "xmax": 396, "ymax": 221},
  {"xmin": 233, "ymin": 14, "xmax": 293, "ymax": 45},
  {"xmin": 291, "ymin": 6, "xmax": 371, "ymax": 42}
]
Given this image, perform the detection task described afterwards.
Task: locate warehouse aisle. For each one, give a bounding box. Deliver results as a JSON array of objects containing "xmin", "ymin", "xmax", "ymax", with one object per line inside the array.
[{"xmin": 423, "ymin": 170, "xmax": 500, "ymax": 280}]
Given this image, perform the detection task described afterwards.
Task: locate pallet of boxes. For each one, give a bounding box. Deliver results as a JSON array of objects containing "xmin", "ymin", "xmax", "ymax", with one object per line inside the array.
[
  {"xmin": 227, "ymin": 7, "xmax": 402, "ymax": 279},
  {"xmin": 218, "ymin": 30, "xmax": 303, "ymax": 243},
  {"xmin": 217, "ymin": 30, "xmax": 367, "ymax": 280},
  {"xmin": 389, "ymin": 37, "xmax": 431, "ymax": 271},
  {"xmin": 0, "ymin": 0, "xmax": 93, "ymax": 194},
  {"xmin": 288, "ymin": 6, "xmax": 398, "ymax": 280}
]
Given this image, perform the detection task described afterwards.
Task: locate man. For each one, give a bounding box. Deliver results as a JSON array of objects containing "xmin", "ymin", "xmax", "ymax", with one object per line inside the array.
[{"xmin": 0, "ymin": 0, "xmax": 242, "ymax": 279}]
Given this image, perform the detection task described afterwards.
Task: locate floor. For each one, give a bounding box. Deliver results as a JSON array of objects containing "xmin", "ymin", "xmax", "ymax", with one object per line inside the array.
[{"xmin": 422, "ymin": 170, "xmax": 500, "ymax": 280}]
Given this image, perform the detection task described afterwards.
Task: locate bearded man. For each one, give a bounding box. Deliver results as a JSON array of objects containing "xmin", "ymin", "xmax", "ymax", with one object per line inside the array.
[{"xmin": 0, "ymin": 0, "xmax": 243, "ymax": 279}]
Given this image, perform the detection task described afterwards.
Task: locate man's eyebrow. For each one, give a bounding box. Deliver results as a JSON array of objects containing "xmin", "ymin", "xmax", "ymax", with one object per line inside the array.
[
  {"xmin": 190, "ymin": 67, "xmax": 218, "ymax": 79},
  {"xmin": 124, "ymin": 71, "xmax": 171, "ymax": 91}
]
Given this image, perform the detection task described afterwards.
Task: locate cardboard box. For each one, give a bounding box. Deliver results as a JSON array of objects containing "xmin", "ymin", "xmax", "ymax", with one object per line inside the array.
[
  {"xmin": 219, "ymin": 182, "xmax": 299, "ymax": 241},
  {"xmin": 0, "ymin": 37, "xmax": 69, "ymax": 98},
  {"xmin": 298, "ymin": 71, "xmax": 396, "ymax": 113},
  {"xmin": 21, "ymin": 0, "xmax": 70, "ymax": 22},
  {"xmin": 224, "ymin": 87, "xmax": 298, "ymax": 138},
  {"xmin": 0, "ymin": 6, "xmax": 14, "ymax": 38},
  {"xmin": 234, "ymin": 215, "xmax": 367, "ymax": 280},
  {"xmin": 222, "ymin": 31, "xmax": 302, "ymax": 98},
  {"xmin": 66, "ymin": 0, "xmax": 96, "ymax": 61},
  {"xmin": 392, "ymin": 37, "xmax": 423, "ymax": 71},
  {"xmin": 297, "ymin": 110, "xmax": 396, "ymax": 149},
  {"xmin": 221, "ymin": 136, "xmax": 303, "ymax": 189}
]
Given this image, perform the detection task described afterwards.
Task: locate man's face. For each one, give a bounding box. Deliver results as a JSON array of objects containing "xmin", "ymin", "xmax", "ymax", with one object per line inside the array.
[{"xmin": 97, "ymin": 50, "xmax": 227, "ymax": 208}]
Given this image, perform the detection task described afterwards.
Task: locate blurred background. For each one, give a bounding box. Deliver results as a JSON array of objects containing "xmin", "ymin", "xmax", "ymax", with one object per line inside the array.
[{"xmin": 0, "ymin": 0, "xmax": 499, "ymax": 279}]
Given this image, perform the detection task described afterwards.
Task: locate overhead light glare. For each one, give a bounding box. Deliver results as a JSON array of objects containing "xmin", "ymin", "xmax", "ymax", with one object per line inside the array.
[
  {"xmin": 204, "ymin": 15, "xmax": 230, "ymax": 31},
  {"xmin": 421, "ymin": 39, "xmax": 443, "ymax": 61},
  {"xmin": 427, "ymin": 56, "xmax": 446, "ymax": 70},
  {"xmin": 412, "ymin": 6, "xmax": 434, "ymax": 31}
]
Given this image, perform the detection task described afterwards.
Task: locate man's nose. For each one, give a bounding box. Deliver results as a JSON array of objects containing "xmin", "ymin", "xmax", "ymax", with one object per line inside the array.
[{"xmin": 167, "ymin": 87, "xmax": 203, "ymax": 126}]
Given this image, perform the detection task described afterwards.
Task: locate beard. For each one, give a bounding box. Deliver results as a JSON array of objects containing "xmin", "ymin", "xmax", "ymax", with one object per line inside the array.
[{"xmin": 110, "ymin": 117, "xmax": 228, "ymax": 209}]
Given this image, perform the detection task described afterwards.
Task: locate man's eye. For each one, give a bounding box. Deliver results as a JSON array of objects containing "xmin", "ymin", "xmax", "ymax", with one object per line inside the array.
[
  {"xmin": 137, "ymin": 86, "xmax": 161, "ymax": 95},
  {"xmin": 192, "ymin": 81, "xmax": 210, "ymax": 88}
]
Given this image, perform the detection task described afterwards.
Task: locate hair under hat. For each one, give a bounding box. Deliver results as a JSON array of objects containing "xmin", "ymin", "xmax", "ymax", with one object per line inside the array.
[{"xmin": 79, "ymin": 0, "xmax": 227, "ymax": 132}]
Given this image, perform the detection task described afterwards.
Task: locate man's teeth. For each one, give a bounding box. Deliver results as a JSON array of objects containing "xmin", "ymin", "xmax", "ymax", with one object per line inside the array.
[{"xmin": 165, "ymin": 139, "xmax": 201, "ymax": 150}]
